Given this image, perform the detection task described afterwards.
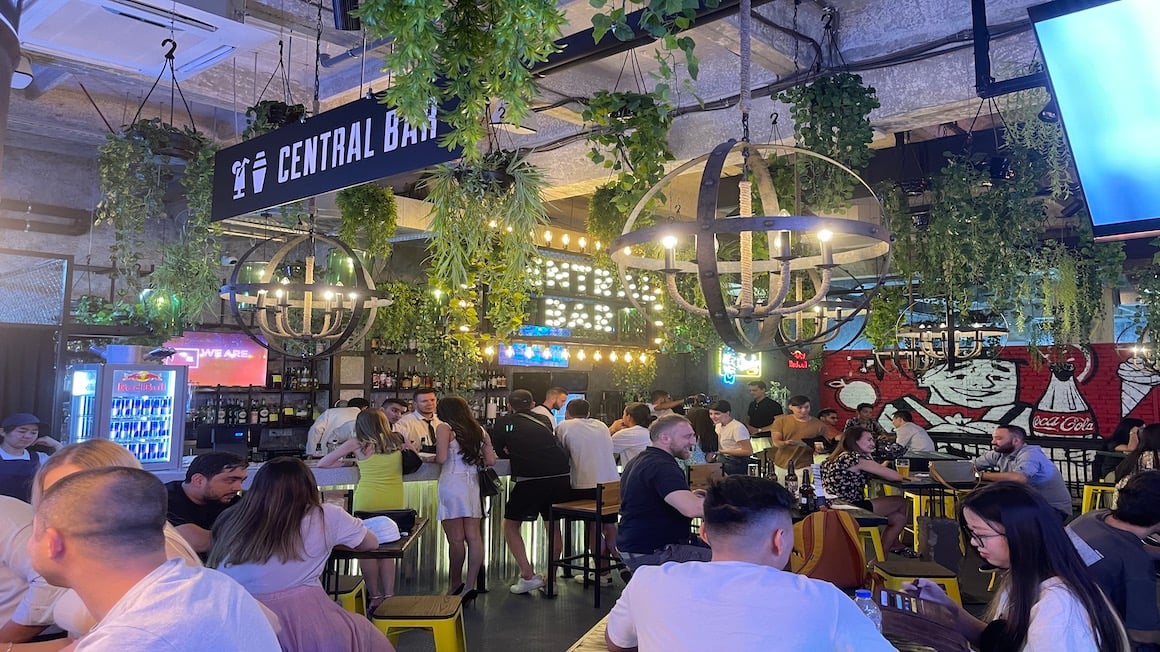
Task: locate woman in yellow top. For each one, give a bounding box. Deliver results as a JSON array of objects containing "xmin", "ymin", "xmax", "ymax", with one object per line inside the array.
[{"xmin": 319, "ymin": 408, "xmax": 409, "ymax": 609}]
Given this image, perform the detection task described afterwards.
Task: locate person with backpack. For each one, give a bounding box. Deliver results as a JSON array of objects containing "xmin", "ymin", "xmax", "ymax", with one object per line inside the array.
[
  {"xmin": 821, "ymin": 426, "xmax": 915, "ymax": 557},
  {"xmin": 605, "ymin": 476, "xmax": 894, "ymax": 651}
]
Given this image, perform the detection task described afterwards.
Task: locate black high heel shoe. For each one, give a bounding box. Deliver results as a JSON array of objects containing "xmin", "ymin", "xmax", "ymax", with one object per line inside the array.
[
  {"xmin": 449, "ymin": 583, "xmax": 465, "ymax": 596},
  {"xmin": 460, "ymin": 589, "xmax": 479, "ymax": 607}
]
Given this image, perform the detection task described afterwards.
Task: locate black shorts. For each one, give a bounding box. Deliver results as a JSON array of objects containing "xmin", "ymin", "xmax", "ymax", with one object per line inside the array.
[
  {"xmin": 505, "ymin": 476, "xmax": 574, "ymax": 522},
  {"xmin": 853, "ymin": 499, "xmax": 875, "ymax": 511}
]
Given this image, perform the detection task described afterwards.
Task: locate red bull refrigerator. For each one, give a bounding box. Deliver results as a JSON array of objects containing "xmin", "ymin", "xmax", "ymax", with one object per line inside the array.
[{"xmin": 66, "ymin": 364, "xmax": 188, "ymax": 471}]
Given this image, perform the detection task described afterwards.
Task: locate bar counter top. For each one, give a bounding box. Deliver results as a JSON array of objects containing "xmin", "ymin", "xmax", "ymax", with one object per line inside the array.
[{"xmin": 154, "ymin": 458, "xmax": 512, "ymax": 487}]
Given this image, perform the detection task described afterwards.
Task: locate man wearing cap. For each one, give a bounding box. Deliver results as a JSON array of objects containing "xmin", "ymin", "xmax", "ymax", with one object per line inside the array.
[
  {"xmin": 305, "ymin": 397, "xmax": 370, "ymax": 458},
  {"xmin": 708, "ymin": 401, "xmax": 753, "ymax": 476},
  {"xmin": 0, "ymin": 413, "xmax": 62, "ymax": 503}
]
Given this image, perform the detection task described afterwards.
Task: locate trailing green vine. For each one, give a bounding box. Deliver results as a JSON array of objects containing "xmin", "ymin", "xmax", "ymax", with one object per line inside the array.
[
  {"xmin": 356, "ymin": 0, "xmax": 565, "ymax": 160},
  {"xmin": 583, "ymin": 91, "xmax": 673, "ymax": 244},
  {"xmin": 611, "ymin": 355, "xmax": 657, "ymax": 401},
  {"xmin": 336, "ymin": 183, "xmax": 397, "ymax": 280},
  {"xmin": 423, "ymin": 151, "xmax": 548, "ymax": 341},
  {"xmin": 777, "ymin": 72, "xmax": 880, "ymax": 211},
  {"xmin": 589, "ymin": 0, "xmax": 720, "ymax": 83}
]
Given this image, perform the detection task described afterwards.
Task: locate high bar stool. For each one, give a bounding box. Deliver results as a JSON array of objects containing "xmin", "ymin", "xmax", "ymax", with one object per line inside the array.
[{"xmin": 1081, "ymin": 483, "xmax": 1117, "ymax": 513}]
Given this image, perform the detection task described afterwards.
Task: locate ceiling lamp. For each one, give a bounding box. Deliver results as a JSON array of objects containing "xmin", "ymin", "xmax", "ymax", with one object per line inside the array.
[
  {"xmin": 610, "ymin": 142, "xmax": 891, "ymax": 353},
  {"xmin": 609, "ymin": 0, "xmax": 889, "ymax": 354},
  {"xmin": 222, "ymin": 230, "xmax": 391, "ymax": 359},
  {"xmin": 886, "ymin": 297, "xmax": 1008, "ymax": 376}
]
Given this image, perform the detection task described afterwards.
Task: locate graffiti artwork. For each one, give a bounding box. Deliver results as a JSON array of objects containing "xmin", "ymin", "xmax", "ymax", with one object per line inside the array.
[{"xmin": 821, "ymin": 344, "xmax": 1160, "ymax": 439}]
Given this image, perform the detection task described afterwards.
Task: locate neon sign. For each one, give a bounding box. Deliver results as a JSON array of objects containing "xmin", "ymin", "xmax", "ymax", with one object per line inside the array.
[{"xmin": 719, "ymin": 347, "xmax": 762, "ymax": 384}]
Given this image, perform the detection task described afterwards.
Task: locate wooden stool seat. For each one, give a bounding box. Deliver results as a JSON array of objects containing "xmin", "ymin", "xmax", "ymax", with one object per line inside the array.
[
  {"xmin": 873, "ymin": 560, "xmax": 962, "ymax": 606},
  {"xmin": 549, "ymin": 481, "xmax": 623, "ymax": 609},
  {"xmin": 372, "ymin": 596, "xmax": 466, "ymax": 652},
  {"xmin": 1081, "ymin": 484, "xmax": 1116, "ymax": 513}
]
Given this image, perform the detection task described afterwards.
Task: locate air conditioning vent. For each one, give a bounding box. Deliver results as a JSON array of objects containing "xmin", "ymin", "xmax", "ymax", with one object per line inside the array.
[{"xmin": 19, "ymin": 0, "xmax": 274, "ymax": 78}]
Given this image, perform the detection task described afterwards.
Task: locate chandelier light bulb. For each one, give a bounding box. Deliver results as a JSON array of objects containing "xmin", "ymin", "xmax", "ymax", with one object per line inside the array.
[{"xmin": 661, "ymin": 234, "xmax": 678, "ymax": 249}]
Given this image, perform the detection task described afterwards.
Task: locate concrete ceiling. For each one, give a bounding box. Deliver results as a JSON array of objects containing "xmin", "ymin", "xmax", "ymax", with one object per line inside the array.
[{"xmin": 7, "ymin": 0, "xmax": 1049, "ymax": 228}]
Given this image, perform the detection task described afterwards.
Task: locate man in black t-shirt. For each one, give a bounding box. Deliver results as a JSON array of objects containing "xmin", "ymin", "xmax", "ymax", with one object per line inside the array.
[
  {"xmin": 164, "ymin": 452, "xmax": 247, "ymax": 555},
  {"xmin": 746, "ymin": 381, "xmax": 783, "ymax": 437},
  {"xmin": 490, "ymin": 389, "xmax": 572, "ymax": 594},
  {"xmin": 617, "ymin": 414, "xmax": 708, "ymax": 570}
]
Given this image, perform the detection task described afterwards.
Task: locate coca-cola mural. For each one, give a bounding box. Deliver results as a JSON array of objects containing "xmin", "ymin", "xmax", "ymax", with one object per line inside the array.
[{"xmin": 820, "ymin": 344, "xmax": 1160, "ymax": 439}]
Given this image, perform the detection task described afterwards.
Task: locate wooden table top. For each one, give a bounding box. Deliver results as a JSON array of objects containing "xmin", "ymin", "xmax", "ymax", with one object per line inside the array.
[{"xmin": 332, "ymin": 516, "xmax": 429, "ymax": 559}]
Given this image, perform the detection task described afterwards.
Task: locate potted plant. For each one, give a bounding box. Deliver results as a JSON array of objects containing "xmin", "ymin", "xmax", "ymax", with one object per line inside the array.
[
  {"xmin": 243, "ymin": 100, "xmax": 308, "ymax": 139},
  {"xmin": 355, "ymin": 0, "xmax": 565, "ymax": 159}
]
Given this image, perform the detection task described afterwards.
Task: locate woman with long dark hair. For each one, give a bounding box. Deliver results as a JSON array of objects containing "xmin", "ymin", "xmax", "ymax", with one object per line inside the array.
[
  {"xmin": 686, "ymin": 407, "xmax": 716, "ymax": 463},
  {"xmin": 908, "ymin": 481, "xmax": 1129, "ymax": 651},
  {"xmin": 318, "ymin": 408, "xmax": 410, "ymax": 608},
  {"xmin": 1113, "ymin": 423, "xmax": 1160, "ymax": 495},
  {"xmin": 820, "ymin": 426, "xmax": 912, "ymax": 556},
  {"xmin": 208, "ymin": 457, "xmax": 392, "ymax": 652},
  {"xmin": 434, "ymin": 396, "xmax": 497, "ymax": 603}
]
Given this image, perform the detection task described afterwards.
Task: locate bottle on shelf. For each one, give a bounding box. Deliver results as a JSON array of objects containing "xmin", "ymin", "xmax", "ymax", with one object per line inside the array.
[
  {"xmin": 371, "ymin": 366, "xmax": 381, "ymax": 390},
  {"xmin": 400, "ymin": 369, "xmax": 412, "ymax": 391},
  {"xmin": 411, "ymin": 368, "xmax": 421, "ymax": 389},
  {"xmin": 785, "ymin": 459, "xmax": 799, "ymax": 500}
]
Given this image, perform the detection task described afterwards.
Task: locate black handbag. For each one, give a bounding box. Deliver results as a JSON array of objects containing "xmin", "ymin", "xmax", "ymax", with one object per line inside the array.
[
  {"xmin": 401, "ymin": 448, "xmax": 423, "ymax": 474},
  {"xmin": 479, "ymin": 466, "xmax": 501, "ymax": 498},
  {"xmin": 354, "ymin": 508, "xmax": 417, "ymax": 533}
]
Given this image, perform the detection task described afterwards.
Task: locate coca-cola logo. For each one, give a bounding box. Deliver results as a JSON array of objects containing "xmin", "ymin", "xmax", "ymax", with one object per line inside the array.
[{"xmin": 1032, "ymin": 413, "xmax": 1095, "ymax": 435}]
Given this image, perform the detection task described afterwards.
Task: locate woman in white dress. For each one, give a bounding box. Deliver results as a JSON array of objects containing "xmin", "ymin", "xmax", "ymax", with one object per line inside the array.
[{"xmin": 434, "ymin": 396, "xmax": 497, "ymax": 603}]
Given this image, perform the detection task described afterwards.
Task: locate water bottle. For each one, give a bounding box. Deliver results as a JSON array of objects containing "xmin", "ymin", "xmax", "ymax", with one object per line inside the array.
[{"xmin": 854, "ymin": 589, "xmax": 882, "ymax": 631}]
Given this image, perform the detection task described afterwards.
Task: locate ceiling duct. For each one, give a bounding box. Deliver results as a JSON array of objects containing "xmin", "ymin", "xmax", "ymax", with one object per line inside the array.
[{"xmin": 18, "ymin": 0, "xmax": 276, "ymax": 78}]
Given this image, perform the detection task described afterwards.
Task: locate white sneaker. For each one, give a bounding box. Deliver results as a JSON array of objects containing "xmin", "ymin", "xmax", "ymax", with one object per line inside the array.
[
  {"xmin": 573, "ymin": 573, "xmax": 613, "ymax": 586},
  {"xmin": 509, "ymin": 575, "xmax": 545, "ymax": 594}
]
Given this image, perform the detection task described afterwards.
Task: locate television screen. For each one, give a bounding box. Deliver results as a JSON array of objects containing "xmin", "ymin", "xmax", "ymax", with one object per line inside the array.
[
  {"xmin": 1030, "ymin": 0, "xmax": 1160, "ymax": 240},
  {"xmin": 164, "ymin": 331, "xmax": 269, "ymax": 387}
]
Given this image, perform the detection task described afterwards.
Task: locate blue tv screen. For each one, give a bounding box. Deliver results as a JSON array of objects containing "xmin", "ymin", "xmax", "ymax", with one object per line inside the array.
[{"xmin": 1029, "ymin": 0, "xmax": 1160, "ymax": 240}]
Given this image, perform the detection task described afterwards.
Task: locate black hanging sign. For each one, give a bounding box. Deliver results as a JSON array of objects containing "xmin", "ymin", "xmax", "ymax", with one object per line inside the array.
[{"xmin": 211, "ymin": 96, "xmax": 460, "ymax": 221}]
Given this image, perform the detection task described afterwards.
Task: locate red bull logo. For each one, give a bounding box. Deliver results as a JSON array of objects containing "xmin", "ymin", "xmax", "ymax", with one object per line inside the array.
[{"xmin": 116, "ymin": 370, "xmax": 168, "ymax": 393}]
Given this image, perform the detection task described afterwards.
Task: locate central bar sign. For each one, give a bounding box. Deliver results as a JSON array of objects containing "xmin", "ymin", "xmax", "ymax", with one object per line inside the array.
[{"xmin": 211, "ymin": 96, "xmax": 460, "ymax": 221}]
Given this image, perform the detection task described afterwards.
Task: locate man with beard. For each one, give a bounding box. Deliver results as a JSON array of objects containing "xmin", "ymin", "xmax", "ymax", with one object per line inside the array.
[
  {"xmin": 616, "ymin": 415, "xmax": 709, "ymax": 571},
  {"xmin": 165, "ymin": 452, "xmax": 248, "ymax": 555},
  {"xmin": 972, "ymin": 425, "xmax": 1072, "ymax": 518}
]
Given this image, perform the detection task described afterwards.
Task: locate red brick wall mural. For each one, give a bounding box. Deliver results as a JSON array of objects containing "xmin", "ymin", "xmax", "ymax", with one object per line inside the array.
[{"xmin": 819, "ymin": 345, "xmax": 1160, "ymax": 438}]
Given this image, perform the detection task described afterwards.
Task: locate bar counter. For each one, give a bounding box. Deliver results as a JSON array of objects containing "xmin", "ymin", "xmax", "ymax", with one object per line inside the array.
[{"xmin": 154, "ymin": 458, "xmax": 513, "ymax": 487}]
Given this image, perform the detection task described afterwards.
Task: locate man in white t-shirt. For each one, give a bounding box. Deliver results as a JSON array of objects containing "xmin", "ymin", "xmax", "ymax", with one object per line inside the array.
[
  {"xmin": 28, "ymin": 467, "xmax": 279, "ymax": 651},
  {"xmin": 305, "ymin": 397, "xmax": 369, "ymax": 457},
  {"xmin": 605, "ymin": 475, "xmax": 895, "ymax": 652},
  {"xmin": 0, "ymin": 496, "xmax": 65, "ymax": 643},
  {"xmin": 556, "ymin": 399, "xmax": 621, "ymax": 585},
  {"xmin": 708, "ymin": 400, "xmax": 753, "ymax": 476},
  {"xmin": 891, "ymin": 409, "xmax": 935, "ymax": 452},
  {"xmin": 610, "ymin": 403, "xmax": 652, "ymax": 466},
  {"xmin": 530, "ymin": 387, "xmax": 568, "ymax": 426}
]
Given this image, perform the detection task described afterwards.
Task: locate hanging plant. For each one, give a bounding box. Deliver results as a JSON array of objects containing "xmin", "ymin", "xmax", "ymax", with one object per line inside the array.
[
  {"xmin": 149, "ymin": 140, "xmax": 222, "ymax": 337},
  {"xmin": 243, "ymin": 100, "xmax": 307, "ymax": 140},
  {"xmin": 96, "ymin": 132, "xmax": 164, "ymax": 297},
  {"xmin": 611, "ymin": 355, "xmax": 657, "ymax": 402},
  {"xmin": 776, "ymin": 72, "xmax": 880, "ymax": 211},
  {"xmin": 355, "ymin": 0, "xmax": 565, "ymax": 160},
  {"xmin": 1131, "ymin": 239, "xmax": 1160, "ymax": 353},
  {"xmin": 424, "ymin": 151, "xmax": 549, "ymax": 341},
  {"xmin": 336, "ymin": 183, "xmax": 398, "ymax": 280},
  {"xmin": 589, "ymin": 0, "xmax": 718, "ymax": 83}
]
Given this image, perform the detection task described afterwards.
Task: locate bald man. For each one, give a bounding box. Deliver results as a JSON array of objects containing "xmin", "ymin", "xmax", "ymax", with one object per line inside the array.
[{"xmin": 28, "ymin": 467, "xmax": 278, "ymax": 651}]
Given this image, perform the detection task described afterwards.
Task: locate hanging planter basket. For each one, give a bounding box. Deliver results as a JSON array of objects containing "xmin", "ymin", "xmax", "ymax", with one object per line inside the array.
[
  {"xmin": 125, "ymin": 118, "xmax": 204, "ymax": 163},
  {"xmin": 245, "ymin": 100, "xmax": 308, "ymax": 137}
]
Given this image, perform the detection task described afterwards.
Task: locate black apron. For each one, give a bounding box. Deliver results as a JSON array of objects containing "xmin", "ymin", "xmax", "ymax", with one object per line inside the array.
[{"xmin": 0, "ymin": 454, "xmax": 41, "ymax": 502}]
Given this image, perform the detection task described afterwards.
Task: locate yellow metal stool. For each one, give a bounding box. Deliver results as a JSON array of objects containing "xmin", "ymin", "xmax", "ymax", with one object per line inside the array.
[
  {"xmin": 905, "ymin": 493, "xmax": 958, "ymax": 539},
  {"xmin": 372, "ymin": 595, "xmax": 467, "ymax": 652},
  {"xmin": 872, "ymin": 560, "xmax": 963, "ymax": 606},
  {"xmin": 859, "ymin": 526, "xmax": 885, "ymax": 562},
  {"xmin": 1081, "ymin": 484, "xmax": 1117, "ymax": 513},
  {"xmin": 325, "ymin": 575, "xmax": 367, "ymax": 616}
]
